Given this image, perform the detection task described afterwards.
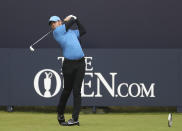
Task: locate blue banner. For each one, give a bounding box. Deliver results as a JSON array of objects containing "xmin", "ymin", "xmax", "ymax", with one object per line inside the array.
[{"xmin": 0, "ymin": 49, "xmax": 181, "ymax": 106}]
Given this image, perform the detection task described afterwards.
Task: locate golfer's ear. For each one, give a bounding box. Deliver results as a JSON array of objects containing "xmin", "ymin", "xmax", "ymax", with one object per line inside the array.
[{"xmin": 58, "ymin": 20, "xmax": 61, "ymax": 25}]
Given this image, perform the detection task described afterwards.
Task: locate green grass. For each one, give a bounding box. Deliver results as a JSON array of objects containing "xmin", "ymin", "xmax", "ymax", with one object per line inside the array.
[{"xmin": 0, "ymin": 111, "xmax": 181, "ymax": 131}]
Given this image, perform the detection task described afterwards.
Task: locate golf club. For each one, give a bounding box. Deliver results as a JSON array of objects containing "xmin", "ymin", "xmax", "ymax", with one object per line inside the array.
[{"xmin": 29, "ymin": 30, "xmax": 52, "ymax": 52}]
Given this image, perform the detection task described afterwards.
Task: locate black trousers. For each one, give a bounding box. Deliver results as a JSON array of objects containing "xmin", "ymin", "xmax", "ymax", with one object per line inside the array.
[{"xmin": 57, "ymin": 57, "xmax": 85, "ymax": 121}]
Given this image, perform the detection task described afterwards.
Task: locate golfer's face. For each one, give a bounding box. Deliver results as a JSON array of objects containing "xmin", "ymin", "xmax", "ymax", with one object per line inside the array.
[{"xmin": 50, "ymin": 20, "xmax": 62, "ymax": 30}]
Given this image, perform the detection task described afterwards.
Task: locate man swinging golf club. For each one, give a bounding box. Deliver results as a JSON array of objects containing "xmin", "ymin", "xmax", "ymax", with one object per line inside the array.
[{"xmin": 49, "ymin": 15, "xmax": 86, "ymax": 126}]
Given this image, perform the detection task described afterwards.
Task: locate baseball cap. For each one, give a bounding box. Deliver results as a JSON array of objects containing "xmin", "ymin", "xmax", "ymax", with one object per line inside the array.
[{"xmin": 49, "ymin": 16, "xmax": 61, "ymax": 25}]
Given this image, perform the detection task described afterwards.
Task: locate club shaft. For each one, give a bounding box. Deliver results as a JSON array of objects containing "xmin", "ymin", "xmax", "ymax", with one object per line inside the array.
[{"xmin": 31, "ymin": 30, "xmax": 52, "ymax": 46}]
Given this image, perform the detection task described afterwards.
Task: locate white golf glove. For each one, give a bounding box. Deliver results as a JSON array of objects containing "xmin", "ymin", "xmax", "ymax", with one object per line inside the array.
[{"xmin": 69, "ymin": 14, "xmax": 77, "ymax": 20}]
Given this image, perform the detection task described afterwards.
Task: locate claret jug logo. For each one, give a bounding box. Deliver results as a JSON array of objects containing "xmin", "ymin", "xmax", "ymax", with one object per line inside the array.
[
  {"xmin": 34, "ymin": 69, "xmax": 61, "ymax": 98},
  {"xmin": 34, "ymin": 57, "xmax": 155, "ymax": 98}
]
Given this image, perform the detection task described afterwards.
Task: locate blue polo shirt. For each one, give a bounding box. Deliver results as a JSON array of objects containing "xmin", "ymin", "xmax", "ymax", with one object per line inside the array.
[{"xmin": 53, "ymin": 24, "xmax": 84, "ymax": 60}]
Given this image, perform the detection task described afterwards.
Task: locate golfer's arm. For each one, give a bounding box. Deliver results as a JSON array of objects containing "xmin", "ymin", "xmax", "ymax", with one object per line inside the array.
[
  {"xmin": 64, "ymin": 17, "xmax": 76, "ymax": 31},
  {"xmin": 75, "ymin": 19, "xmax": 86, "ymax": 37}
]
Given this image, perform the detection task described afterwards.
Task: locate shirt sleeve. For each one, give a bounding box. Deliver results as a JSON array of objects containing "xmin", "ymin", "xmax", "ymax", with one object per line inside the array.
[
  {"xmin": 72, "ymin": 29, "xmax": 80, "ymax": 38},
  {"xmin": 54, "ymin": 24, "xmax": 66, "ymax": 36}
]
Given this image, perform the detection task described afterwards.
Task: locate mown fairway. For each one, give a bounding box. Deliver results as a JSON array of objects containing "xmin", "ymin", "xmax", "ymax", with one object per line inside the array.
[{"xmin": 0, "ymin": 111, "xmax": 181, "ymax": 131}]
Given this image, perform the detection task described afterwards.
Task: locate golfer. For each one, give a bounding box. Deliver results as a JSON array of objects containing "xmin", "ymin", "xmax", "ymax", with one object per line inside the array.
[{"xmin": 49, "ymin": 15, "xmax": 86, "ymax": 126}]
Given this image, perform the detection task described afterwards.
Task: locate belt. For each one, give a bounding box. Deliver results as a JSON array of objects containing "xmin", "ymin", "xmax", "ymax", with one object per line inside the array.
[{"xmin": 64, "ymin": 57, "xmax": 85, "ymax": 62}]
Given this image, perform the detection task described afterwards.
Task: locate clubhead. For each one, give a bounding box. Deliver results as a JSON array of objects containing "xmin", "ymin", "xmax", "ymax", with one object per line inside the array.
[
  {"xmin": 168, "ymin": 113, "xmax": 172, "ymax": 127},
  {"xmin": 30, "ymin": 46, "xmax": 35, "ymax": 52}
]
